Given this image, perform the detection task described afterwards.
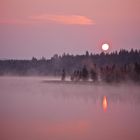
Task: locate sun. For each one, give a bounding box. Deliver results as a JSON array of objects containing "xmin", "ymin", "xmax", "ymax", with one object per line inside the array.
[{"xmin": 102, "ymin": 43, "xmax": 110, "ymax": 51}]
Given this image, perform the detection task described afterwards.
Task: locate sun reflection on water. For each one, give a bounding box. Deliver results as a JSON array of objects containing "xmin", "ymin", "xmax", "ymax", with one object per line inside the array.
[{"xmin": 102, "ymin": 96, "xmax": 108, "ymax": 112}]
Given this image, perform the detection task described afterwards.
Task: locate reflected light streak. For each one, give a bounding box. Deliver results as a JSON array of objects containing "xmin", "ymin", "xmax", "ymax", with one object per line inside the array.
[{"xmin": 102, "ymin": 96, "xmax": 108, "ymax": 112}]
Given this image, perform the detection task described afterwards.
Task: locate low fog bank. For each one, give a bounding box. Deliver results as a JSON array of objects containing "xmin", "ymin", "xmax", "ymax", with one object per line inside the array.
[
  {"xmin": 41, "ymin": 79, "xmax": 140, "ymax": 106},
  {"xmin": 0, "ymin": 49, "xmax": 140, "ymax": 83},
  {"xmin": 1, "ymin": 76, "xmax": 140, "ymax": 105}
]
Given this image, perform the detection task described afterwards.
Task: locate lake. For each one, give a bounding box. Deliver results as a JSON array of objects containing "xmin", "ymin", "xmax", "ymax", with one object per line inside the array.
[{"xmin": 0, "ymin": 77, "xmax": 140, "ymax": 140}]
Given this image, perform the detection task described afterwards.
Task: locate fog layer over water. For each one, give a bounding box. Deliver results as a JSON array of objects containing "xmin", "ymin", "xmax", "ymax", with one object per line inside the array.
[{"xmin": 0, "ymin": 77, "xmax": 140, "ymax": 140}]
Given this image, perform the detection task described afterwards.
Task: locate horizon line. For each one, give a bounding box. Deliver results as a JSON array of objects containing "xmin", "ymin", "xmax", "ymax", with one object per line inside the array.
[{"xmin": 0, "ymin": 48, "xmax": 139, "ymax": 61}]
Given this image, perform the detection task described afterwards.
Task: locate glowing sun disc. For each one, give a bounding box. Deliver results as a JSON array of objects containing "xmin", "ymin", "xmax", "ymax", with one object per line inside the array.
[{"xmin": 102, "ymin": 43, "xmax": 109, "ymax": 51}]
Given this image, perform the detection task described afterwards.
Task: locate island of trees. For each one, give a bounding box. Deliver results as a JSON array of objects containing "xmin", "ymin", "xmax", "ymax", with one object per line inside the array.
[{"xmin": 0, "ymin": 49, "xmax": 140, "ymax": 82}]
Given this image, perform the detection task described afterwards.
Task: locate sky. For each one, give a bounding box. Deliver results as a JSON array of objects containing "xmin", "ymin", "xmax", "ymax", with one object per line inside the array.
[{"xmin": 0, "ymin": 0, "xmax": 140, "ymax": 59}]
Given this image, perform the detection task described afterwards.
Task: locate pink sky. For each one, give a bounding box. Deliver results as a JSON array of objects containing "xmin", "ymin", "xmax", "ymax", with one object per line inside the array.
[{"xmin": 0, "ymin": 0, "xmax": 140, "ymax": 59}]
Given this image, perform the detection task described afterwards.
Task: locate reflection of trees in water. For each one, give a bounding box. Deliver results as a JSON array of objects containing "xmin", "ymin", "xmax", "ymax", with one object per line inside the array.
[{"xmin": 49, "ymin": 83, "xmax": 140, "ymax": 106}]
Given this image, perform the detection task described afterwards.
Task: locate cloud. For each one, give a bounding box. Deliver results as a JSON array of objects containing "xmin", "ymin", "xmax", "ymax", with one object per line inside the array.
[
  {"xmin": 0, "ymin": 14, "xmax": 94, "ymax": 26},
  {"xmin": 30, "ymin": 14, "xmax": 94, "ymax": 25}
]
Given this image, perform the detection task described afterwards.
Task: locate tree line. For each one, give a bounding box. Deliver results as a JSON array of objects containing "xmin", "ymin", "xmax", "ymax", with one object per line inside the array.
[{"xmin": 0, "ymin": 49, "xmax": 140, "ymax": 82}]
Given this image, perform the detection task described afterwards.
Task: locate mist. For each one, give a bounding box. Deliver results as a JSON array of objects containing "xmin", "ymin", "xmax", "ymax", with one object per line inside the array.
[{"xmin": 1, "ymin": 76, "xmax": 140, "ymax": 140}]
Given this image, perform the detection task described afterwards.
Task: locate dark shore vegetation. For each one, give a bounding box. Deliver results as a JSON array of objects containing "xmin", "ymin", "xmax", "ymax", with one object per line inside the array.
[{"xmin": 0, "ymin": 49, "xmax": 140, "ymax": 82}]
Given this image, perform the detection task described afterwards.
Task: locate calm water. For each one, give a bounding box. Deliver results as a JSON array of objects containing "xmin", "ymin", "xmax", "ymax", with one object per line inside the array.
[{"xmin": 0, "ymin": 77, "xmax": 140, "ymax": 140}]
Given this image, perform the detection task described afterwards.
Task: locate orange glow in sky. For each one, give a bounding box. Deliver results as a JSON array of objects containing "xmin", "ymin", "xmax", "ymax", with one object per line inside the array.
[{"xmin": 102, "ymin": 96, "xmax": 108, "ymax": 112}]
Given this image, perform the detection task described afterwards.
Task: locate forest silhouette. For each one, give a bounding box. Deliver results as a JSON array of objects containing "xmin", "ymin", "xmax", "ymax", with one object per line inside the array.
[{"xmin": 0, "ymin": 49, "xmax": 140, "ymax": 82}]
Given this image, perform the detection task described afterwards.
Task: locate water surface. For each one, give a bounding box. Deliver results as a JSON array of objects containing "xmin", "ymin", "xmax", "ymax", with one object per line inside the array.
[{"xmin": 1, "ymin": 77, "xmax": 140, "ymax": 140}]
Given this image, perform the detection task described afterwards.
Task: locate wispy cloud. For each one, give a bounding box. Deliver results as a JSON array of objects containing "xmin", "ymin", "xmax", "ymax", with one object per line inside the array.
[
  {"xmin": 0, "ymin": 14, "xmax": 94, "ymax": 25},
  {"xmin": 30, "ymin": 14, "xmax": 94, "ymax": 25}
]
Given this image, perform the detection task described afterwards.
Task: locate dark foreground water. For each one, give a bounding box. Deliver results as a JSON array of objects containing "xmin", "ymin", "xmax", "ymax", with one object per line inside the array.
[{"xmin": 0, "ymin": 77, "xmax": 140, "ymax": 140}]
